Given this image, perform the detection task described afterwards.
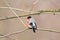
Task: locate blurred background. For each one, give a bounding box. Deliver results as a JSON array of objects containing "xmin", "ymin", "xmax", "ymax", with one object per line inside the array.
[{"xmin": 0, "ymin": 0, "xmax": 60, "ymax": 40}]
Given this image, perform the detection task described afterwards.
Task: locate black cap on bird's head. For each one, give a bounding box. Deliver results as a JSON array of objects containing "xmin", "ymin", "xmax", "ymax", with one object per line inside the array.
[{"xmin": 27, "ymin": 16, "xmax": 31, "ymax": 19}]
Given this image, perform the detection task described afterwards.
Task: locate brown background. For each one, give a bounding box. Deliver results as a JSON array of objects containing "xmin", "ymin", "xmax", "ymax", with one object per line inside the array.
[{"xmin": 0, "ymin": 0, "xmax": 60, "ymax": 40}]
